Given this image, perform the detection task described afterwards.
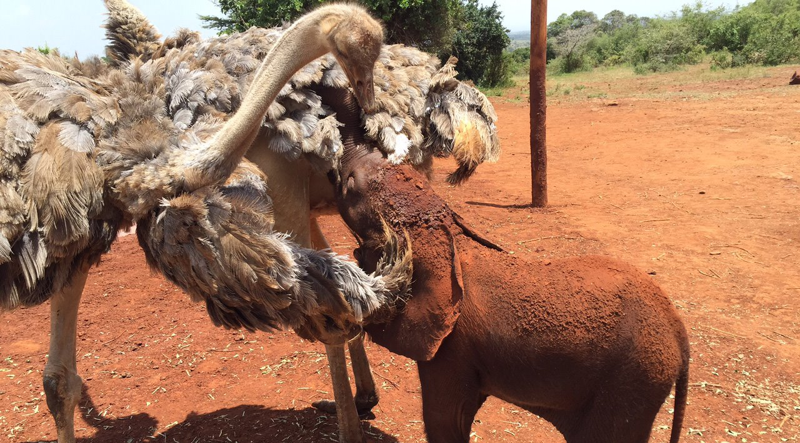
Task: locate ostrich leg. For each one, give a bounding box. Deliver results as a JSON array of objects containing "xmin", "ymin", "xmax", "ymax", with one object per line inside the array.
[
  {"xmin": 324, "ymin": 343, "xmax": 365, "ymax": 443},
  {"xmin": 310, "ymin": 218, "xmax": 379, "ymax": 416},
  {"xmin": 43, "ymin": 265, "xmax": 90, "ymax": 443},
  {"xmin": 252, "ymin": 147, "xmax": 367, "ymax": 441}
]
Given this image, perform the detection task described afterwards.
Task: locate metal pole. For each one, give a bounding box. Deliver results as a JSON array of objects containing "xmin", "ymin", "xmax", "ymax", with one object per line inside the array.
[{"xmin": 530, "ymin": 0, "xmax": 548, "ymax": 207}]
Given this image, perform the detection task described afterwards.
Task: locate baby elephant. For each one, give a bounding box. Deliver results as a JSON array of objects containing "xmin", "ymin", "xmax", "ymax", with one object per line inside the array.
[{"xmin": 335, "ymin": 150, "xmax": 690, "ymax": 443}]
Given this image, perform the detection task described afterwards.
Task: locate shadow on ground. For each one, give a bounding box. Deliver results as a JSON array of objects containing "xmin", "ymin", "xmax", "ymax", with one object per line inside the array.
[
  {"xmin": 27, "ymin": 385, "xmax": 398, "ymax": 443},
  {"xmin": 465, "ymin": 200, "xmax": 534, "ymax": 209}
]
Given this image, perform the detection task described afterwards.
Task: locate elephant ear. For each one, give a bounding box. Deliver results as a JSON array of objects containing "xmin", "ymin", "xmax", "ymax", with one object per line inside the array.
[{"xmin": 365, "ymin": 226, "xmax": 463, "ymax": 361}]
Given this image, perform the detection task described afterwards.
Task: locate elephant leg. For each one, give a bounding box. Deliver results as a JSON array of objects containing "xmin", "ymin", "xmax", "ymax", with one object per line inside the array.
[
  {"xmin": 417, "ymin": 358, "xmax": 486, "ymax": 443},
  {"xmin": 324, "ymin": 343, "xmax": 365, "ymax": 443},
  {"xmin": 43, "ymin": 266, "xmax": 89, "ymax": 443},
  {"xmin": 563, "ymin": 388, "xmax": 664, "ymax": 443},
  {"xmin": 310, "ymin": 218, "xmax": 378, "ymax": 416}
]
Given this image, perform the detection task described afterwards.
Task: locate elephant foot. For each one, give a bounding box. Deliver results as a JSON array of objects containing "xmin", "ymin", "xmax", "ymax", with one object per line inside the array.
[{"xmin": 312, "ymin": 395, "xmax": 378, "ymax": 419}]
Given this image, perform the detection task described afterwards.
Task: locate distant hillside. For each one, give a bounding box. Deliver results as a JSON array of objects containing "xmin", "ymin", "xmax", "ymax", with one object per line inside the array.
[
  {"xmin": 508, "ymin": 31, "xmax": 531, "ymax": 41},
  {"xmin": 507, "ymin": 31, "xmax": 530, "ymax": 50}
]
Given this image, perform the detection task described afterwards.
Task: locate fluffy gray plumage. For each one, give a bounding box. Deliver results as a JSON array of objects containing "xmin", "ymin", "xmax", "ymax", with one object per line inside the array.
[
  {"xmin": 103, "ymin": 18, "xmax": 501, "ymax": 183},
  {"xmin": 0, "ymin": 44, "xmax": 412, "ymax": 343},
  {"xmin": 104, "ymin": 0, "xmax": 163, "ymax": 66},
  {"xmin": 136, "ymin": 162, "xmax": 412, "ymax": 341}
]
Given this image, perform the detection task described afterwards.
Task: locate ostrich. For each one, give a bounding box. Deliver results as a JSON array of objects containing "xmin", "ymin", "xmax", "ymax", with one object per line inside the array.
[
  {"xmin": 0, "ymin": 5, "xmax": 417, "ymax": 443},
  {"xmin": 102, "ymin": 2, "xmax": 501, "ymax": 435}
]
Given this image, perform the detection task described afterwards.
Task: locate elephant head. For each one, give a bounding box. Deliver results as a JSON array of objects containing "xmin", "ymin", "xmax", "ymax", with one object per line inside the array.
[{"xmin": 336, "ymin": 150, "xmax": 465, "ymax": 361}]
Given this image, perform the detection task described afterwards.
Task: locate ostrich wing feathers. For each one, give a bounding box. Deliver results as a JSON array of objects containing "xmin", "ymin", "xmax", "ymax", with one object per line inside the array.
[
  {"xmin": 102, "ymin": 6, "xmax": 501, "ymax": 182},
  {"xmin": 137, "ymin": 160, "xmax": 412, "ymax": 342},
  {"xmin": 1, "ymin": 51, "xmax": 119, "ymax": 309}
]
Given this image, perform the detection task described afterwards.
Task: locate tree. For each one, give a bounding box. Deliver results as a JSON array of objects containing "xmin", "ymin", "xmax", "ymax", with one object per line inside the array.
[
  {"xmin": 547, "ymin": 13, "xmax": 573, "ymax": 38},
  {"xmin": 601, "ymin": 10, "xmax": 627, "ymax": 33},
  {"xmin": 201, "ymin": 0, "xmax": 461, "ymax": 54},
  {"xmin": 551, "ymin": 23, "xmax": 597, "ymax": 72},
  {"xmin": 548, "ymin": 10, "xmax": 598, "ymax": 38},
  {"xmin": 678, "ymin": 1, "xmax": 727, "ymax": 47},
  {"xmin": 570, "ymin": 10, "xmax": 599, "ymax": 28},
  {"xmin": 449, "ymin": 0, "xmax": 510, "ymax": 86}
]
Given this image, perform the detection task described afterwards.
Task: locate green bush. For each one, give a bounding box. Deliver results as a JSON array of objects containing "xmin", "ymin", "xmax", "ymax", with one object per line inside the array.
[
  {"xmin": 743, "ymin": 9, "xmax": 800, "ymax": 65},
  {"xmin": 508, "ymin": 47, "xmax": 531, "ymax": 64},
  {"xmin": 546, "ymin": 40, "xmax": 558, "ymax": 61},
  {"xmin": 710, "ymin": 49, "xmax": 733, "ymax": 69},
  {"xmin": 632, "ymin": 61, "xmax": 684, "ymax": 74},
  {"xmin": 549, "ymin": 53, "xmax": 593, "ymax": 74},
  {"xmin": 707, "ymin": 7, "xmax": 758, "ymax": 52},
  {"xmin": 677, "ymin": 2, "xmax": 727, "ymax": 47},
  {"xmin": 627, "ymin": 19, "xmax": 705, "ymax": 72},
  {"xmin": 542, "ymin": 0, "xmax": 800, "ymax": 77},
  {"xmin": 503, "ymin": 47, "xmax": 530, "ymax": 77},
  {"xmin": 481, "ymin": 52, "xmax": 514, "ymax": 87}
]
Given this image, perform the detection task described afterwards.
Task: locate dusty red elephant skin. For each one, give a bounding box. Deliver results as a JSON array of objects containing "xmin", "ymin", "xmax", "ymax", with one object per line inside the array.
[{"xmin": 335, "ymin": 152, "xmax": 690, "ymax": 443}]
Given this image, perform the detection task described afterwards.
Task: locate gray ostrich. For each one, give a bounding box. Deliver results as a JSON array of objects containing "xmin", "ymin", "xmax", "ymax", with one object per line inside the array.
[{"xmin": 0, "ymin": 5, "xmax": 417, "ymax": 443}]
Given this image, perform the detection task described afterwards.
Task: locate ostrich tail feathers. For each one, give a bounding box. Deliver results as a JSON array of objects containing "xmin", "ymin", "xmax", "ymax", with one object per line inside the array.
[
  {"xmin": 424, "ymin": 59, "xmax": 501, "ymax": 185},
  {"xmin": 365, "ymin": 219, "xmax": 414, "ymax": 324},
  {"xmin": 104, "ymin": 0, "xmax": 163, "ymax": 66},
  {"xmin": 288, "ymin": 221, "xmax": 413, "ymax": 340},
  {"xmin": 446, "ymin": 162, "xmax": 479, "ymax": 186}
]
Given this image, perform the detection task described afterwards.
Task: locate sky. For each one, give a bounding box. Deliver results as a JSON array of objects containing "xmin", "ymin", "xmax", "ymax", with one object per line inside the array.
[
  {"xmin": 0, "ymin": 0, "xmax": 221, "ymax": 58},
  {"xmin": 0, "ymin": 0, "xmax": 750, "ymax": 57}
]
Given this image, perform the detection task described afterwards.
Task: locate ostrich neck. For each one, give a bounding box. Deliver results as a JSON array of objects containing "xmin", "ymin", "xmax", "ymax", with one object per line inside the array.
[
  {"xmin": 313, "ymin": 86, "xmax": 372, "ymax": 173},
  {"xmin": 198, "ymin": 15, "xmax": 331, "ymax": 188}
]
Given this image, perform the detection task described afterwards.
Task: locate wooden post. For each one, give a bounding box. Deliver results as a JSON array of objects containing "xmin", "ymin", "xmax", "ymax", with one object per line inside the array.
[{"xmin": 530, "ymin": 0, "xmax": 548, "ymax": 207}]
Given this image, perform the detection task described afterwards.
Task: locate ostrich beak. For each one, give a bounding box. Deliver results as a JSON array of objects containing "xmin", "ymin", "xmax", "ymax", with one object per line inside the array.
[{"xmin": 349, "ymin": 69, "xmax": 376, "ymax": 114}]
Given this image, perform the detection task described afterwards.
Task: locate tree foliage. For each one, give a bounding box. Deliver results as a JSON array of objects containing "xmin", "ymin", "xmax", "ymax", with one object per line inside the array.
[
  {"xmin": 449, "ymin": 0, "xmax": 510, "ymax": 86},
  {"xmin": 202, "ymin": 0, "xmax": 461, "ymax": 53},
  {"xmin": 547, "ymin": 0, "xmax": 800, "ymax": 75},
  {"xmin": 550, "ymin": 23, "xmax": 597, "ymax": 73},
  {"xmin": 201, "ymin": 0, "xmax": 509, "ymax": 86}
]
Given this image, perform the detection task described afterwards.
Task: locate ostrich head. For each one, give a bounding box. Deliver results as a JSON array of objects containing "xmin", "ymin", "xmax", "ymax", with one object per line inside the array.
[{"xmin": 317, "ymin": 4, "xmax": 383, "ymax": 113}]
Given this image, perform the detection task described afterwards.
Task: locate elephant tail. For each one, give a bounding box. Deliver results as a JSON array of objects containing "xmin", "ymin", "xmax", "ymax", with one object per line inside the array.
[{"xmin": 669, "ymin": 338, "xmax": 690, "ymax": 443}]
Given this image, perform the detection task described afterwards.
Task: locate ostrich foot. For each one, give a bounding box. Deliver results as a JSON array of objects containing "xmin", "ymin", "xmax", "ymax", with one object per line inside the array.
[
  {"xmin": 312, "ymin": 395, "xmax": 378, "ymax": 419},
  {"xmin": 315, "ymin": 335, "xmax": 379, "ymax": 419},
  {"xmin": 43, "ymin": 368, "xmax": 82, "ymax": 443}
]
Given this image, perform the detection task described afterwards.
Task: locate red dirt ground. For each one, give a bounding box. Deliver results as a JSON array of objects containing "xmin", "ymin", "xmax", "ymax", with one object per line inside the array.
[{"xmin": 2, "ymin": 66, "xmax": 798, "ymax": 442}]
